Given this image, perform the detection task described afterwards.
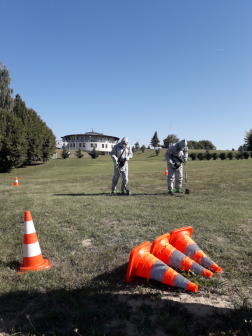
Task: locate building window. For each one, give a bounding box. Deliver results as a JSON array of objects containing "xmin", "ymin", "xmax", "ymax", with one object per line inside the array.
[
  {"xmin": 102, "ymin": 144, "xmax": 104, "ymax": 148},
  {"xmin": 83, "ymin": 143, "xmax": 85, "ymax": 147},
  {"xmin": 70, "ymin": 144, "xmax": 72, "ymax": 147},
  {"xmin": 79, "ymin": 143, "xmax": 81, "ymax": 147},
  {"xmin": 95, "ymin": 143, "xmax": 97, "ymax": 147},
  {"xmin": 91, "ymin": 144, "xmax": 93, "ymax": 147},
  {"xmin": 73, "ymin": 143, "xmax": 75, "ymax": 148},
  {"xmin": 81, "ymin": 137, "xmax": 84, "ymax": 141},
  {"xmin": 105, "ymin": 144, "xmax": 108, "ymax": 148},
  {"xmin": 77, "ymin": 136, "xmax": 79, "ymax": 141}
]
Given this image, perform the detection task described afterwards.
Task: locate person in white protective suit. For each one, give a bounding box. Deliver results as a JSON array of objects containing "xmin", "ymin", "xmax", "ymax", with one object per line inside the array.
[
  {"xmin": 165, "ymin": 139, "xmax": 188, "ymax": 195},
  {"xmin": 110, "ymin": 137, "xmax": 133, "ymax": 195}
]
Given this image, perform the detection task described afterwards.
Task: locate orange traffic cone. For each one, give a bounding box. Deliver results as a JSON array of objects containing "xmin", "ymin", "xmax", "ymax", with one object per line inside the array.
[
  {"xmin": 165, "ymin": 168, "xmax": 168, "ymax": 176},
  {"xmin": 126, "ymin": 241, "xmax": 198, "ymax": 292},
  {"xmin": 170, "ymin": 227, "xmax": 221, "ymax": 273},
  {"xmin": 150, "ymin": 233, "xmax": 213, "ymax": 278},
  {"xmin": 18, "ymin": 211, "xmax": 51, "ymax": 274},
  {"xmin": 14, "ymin": 177, "xmax": 19, "ymax": 186}
]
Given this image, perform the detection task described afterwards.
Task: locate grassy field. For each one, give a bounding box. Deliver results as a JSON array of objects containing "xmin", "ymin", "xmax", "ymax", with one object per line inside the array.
[{"xmin": 0, "ymin": 148, "xmax": 251, "ymax": 336}]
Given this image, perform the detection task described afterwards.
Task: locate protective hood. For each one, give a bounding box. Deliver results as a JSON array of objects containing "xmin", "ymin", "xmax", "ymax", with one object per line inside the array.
[
  {"xmin": 178, "ymin": 139, "xmax": 187, "ymax": 150},
  {"xmin": 121, "ymin": 137, "xmax": 128, "ymax": 148}
]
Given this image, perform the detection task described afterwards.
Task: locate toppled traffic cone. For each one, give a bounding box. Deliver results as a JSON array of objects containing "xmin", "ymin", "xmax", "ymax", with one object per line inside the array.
[
  {"xmin": 18, "ymin": 211, "xmax": 51, "ymax": 274},
  {"xmin": 14, "ymin": 177, "xmax": 19, "ymax": 186},
  {"xmin": 170, "ymin": 227, "xmax": 221, "ymax": 273},
  {"xmin": 126, "ymin": 241, "xmax": 198, "ymax": 292},
  {"xmin": 165, "ymin": 168, "xmax": 168, "ymax": 176},
  {"xmin": 150, "ymin": 233, "xmax": 213, "ymax": 278}
]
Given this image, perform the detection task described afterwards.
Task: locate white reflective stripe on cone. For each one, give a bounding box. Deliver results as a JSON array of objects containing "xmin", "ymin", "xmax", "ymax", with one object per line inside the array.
[
  {"xmin": 23, "ymin": 242, "xmax": 42, "ymax": 257},
  {"xmin": 24, "ymin": 220, "xmax": 36, "ymax": 234}
]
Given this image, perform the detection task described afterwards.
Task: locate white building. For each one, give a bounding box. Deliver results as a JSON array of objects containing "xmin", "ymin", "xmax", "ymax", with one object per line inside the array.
[{"xmin": 61, "ymin": 131, "xmax": 119, "ymax": 155}]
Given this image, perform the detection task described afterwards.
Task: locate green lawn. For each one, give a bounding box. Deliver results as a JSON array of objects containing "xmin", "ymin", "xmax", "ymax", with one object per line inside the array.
[{"xmin": 0, "ymin": 149, "xmax": 251, "ymax": 336}]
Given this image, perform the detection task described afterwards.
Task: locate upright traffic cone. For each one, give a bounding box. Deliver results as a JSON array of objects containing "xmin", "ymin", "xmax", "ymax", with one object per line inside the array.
[
  {"xmin": 18, "ymin": 211, "xmax": 51, "ymax": 274},
  {"xmin": 165, "ymin": 168, "xmax": 168, "ymax": 176},
  {"xmin": 14, "ymin": 177, "xmax": 19, "ymax": 186},
  {"xmin": 169, "ymin": 227, "xmax": 221, "ymax": 273},
  {"xmin": 126, "ymin": 241, "xmax": 198, "ymax": 292},
  {"xmin": 150, "ymin": 233, "xmax": 213, "ymax": 278}
]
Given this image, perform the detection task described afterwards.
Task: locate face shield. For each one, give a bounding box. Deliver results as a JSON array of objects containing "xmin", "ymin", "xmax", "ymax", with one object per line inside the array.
[
  {"xmin": 121, "ymin": 137, "xmax": 128, "ymax": 149},
  {"xmin": 178, "ymin": 139, "xmax": 187, "ymax": 150}
]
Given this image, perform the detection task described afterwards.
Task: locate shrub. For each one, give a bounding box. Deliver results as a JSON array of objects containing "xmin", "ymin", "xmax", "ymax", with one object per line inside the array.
[
  {"xmin": 235, "ymin": 152, "xmax": 243, "ymax": 159},
  {"xmin": 206, "ymin": 153, "xmax": 212, "ymax": 161},
  {"xmin": 197, "ymin": 153, "xmax": 204, "ymax": 161},
  {"xmin": 219, "ymin": 152, "xmax": 227, "ymax": 160},
  {"xmin": 212, "ymin": 153, "xmax": 219, "ymax": 160},
  {"xmin": 244, "ymin": 152, "xmax": 250, "ymax": 159},
  {"xmin": 89, "ymin": 147, "xmax": 100, "ymax": 159},
  {"xmin": 227, "ymin": 152, "xmax": 234, "ymax": 160},
  {"xmin": 189, "ymin": 153, "xmax": 197, "ymax": 161}
]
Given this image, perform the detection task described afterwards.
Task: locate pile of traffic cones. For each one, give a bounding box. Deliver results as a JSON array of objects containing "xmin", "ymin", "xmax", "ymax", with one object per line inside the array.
[{"xmin": 126, "ymin": 226, "xmax": 221, "ymax": 292}]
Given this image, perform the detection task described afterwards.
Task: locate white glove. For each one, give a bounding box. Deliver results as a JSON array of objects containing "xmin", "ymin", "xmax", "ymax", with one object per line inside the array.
[
  {"xmin": 184, "ymin": 157, "xmax": 188, "ymax": 162},
  {"xmin": 126, "ymin": 156, "xmax": 130, "ymax": 161}
]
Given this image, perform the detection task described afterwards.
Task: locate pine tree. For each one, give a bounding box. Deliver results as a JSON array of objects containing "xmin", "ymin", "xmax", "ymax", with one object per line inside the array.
[
  {"xmin": 150, "ymin": 131, "xmax": 160, "ymax": 148},
  {"xmin": 134, "ymin": 142, "xmax": 140, "ymax": 151},
  {"xmin": 89, "ymin": 147, "xmax": 100, "ymax": 159},
  {"xmin": 61, "ymin": 145, "xmax": 69, "ymax": 159},
  {"xmin": 75, "ymin": 147, "xmax": 84, "ymax": 158},
  {"xmin": 244, "ymin": 129, "xmax": 252, "ymax": 151}
]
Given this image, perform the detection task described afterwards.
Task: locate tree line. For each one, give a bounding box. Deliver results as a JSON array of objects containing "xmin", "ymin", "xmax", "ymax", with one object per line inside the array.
[
  {"xmin": 148, "ymin": 132, "xmax": 216, "ymax": 150},
  {"xmin": 0, "ymin": 61, "xmax": 56, "ymax": 172},
  {"xmin": 148, "ymin": 130, "xmax": 252, "ymax": 151}
]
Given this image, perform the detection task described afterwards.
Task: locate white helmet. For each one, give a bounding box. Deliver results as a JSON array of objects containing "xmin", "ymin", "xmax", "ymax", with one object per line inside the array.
[{"xmin": 121, "ymin": 137, "xmax": 128, "ymax": 148}]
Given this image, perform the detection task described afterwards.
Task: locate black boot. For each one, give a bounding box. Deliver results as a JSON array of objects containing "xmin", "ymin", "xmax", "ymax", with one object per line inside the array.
[
  {"xmin": 175, "ymin": 189, "xmax": 184, "ymax": 194},
  {"xmin": 168, "ymin": 190, "xmax": 175, "ymax": 195}
]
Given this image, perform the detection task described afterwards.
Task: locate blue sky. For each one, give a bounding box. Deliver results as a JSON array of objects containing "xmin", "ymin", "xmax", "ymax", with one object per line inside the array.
[{"xmin": 1, "ymin": 1, "xmax": 251, "ymax": 149}]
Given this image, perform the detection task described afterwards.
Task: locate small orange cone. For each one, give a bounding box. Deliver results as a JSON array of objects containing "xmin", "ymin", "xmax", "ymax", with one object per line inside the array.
[
  {"xmin": 14, "ymin": 177, "xmax": 19, "ymax": 186},
  {"xmin": 150, "ymin": 233, "xmax": 213, "ymax": 278},
  {"xmin": 170, "ymin": 227, "xmax": 221, "ymax": 273},
  {"xmin": 18, "ymin": 211, "xmax": 51, "ymax": 274},
  {"xmin": 126, "ymin": 241, "xmax": 198, "ymax": 292},
  {"xmin": 165, "ymin": 168, "xmax": 168, "ymax": 176}
]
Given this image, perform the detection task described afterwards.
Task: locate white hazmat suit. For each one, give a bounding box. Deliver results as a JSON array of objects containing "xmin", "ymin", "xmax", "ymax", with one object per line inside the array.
[
  {"xmin": 110, "ymin": 137, "xmax": 133, "ymax": 193},
  {"xmin": 165, "ymin": 139, "xmax": 188, "ymax": 193}
]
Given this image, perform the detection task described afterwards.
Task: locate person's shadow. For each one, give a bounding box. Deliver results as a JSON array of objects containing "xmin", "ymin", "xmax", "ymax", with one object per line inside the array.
[{"xmin": 0, "ymin": 260, "xmax": 248, "ymax": 336}]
